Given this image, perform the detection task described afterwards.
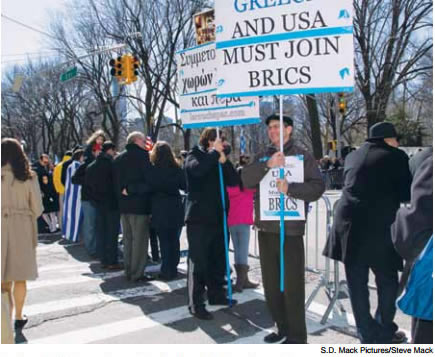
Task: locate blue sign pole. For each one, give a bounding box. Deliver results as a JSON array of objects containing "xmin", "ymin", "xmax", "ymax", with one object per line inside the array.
[
  {"xmin": 279, "ymin": 95, "xmax": 285, "ymax": 292},
  {"xmin": 218, "ymin": 163, "xmax": 233, "ymax": 305},
  {"xmin": 216, "ymin": 128, "xmax": 233, "ymax": 306}
]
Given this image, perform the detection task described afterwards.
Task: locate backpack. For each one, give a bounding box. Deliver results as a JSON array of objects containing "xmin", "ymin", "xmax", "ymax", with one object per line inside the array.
[{"xmin": 397, "ymin": 236, "xmax": 433, "ymax": 320}]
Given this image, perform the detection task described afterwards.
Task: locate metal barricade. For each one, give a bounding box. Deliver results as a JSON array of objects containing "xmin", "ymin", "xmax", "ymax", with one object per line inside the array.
[{"xmin": 304, "ymin": 193, "xmax": 349, "ymax": 324}]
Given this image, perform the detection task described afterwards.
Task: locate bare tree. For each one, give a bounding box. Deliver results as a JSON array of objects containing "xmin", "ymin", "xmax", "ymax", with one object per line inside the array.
[
  {"xmin": 354, "ymin": 0, "xmax": 433, "ymax": 133},
  {"xmin": 87, "ymin": 0, "xmax": 207, "ymax": 141}
]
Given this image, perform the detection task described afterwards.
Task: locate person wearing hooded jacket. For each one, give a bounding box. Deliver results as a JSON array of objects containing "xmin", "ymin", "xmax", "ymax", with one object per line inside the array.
[
  {"xmin": 86, "ymin": 141, "xmax": 121, "ymax": 270},
  {"xmin": 323, "ymin": 122, "xmax": 412, "ymax": 344},
  {"xmin": 241, "ymin": 114, "xmax": 325, "ymax": 344},
  {"xmin": 184, "ymin": 128, "xmax": 238, "ymax": 320}
]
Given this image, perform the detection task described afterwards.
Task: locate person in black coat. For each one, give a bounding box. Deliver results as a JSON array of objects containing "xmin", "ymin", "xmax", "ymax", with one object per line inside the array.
[
  {"xmin": 391, "ymin": 154, "xmax": 433, "ymax": 343},
  {"xmin": 184, "ymin": 128, "xmax": 238, "ymax": 320},
  {"xmin": 32, "ymin": 154, "xmax": 50, "ymax": 179},
  {"xmin": 39, "ymin": 173, "xmax": 60, "ymax": 233},
  {"xmin": 112, "ymin": 132, "xmax": 154, "ymax": 282},
  {"xmin": 129, "ymin": 141, "xmax": 186, "ymax": 280},
  {"xmin": 323, "ymin": 122, "xmax": 412, "ymax": 344},
  {"xmin": 86, "ymin": 142, "xmax": 121, "ymax": 270}
]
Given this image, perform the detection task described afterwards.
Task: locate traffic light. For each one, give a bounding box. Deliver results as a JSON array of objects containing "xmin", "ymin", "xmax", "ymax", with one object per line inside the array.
[
  {"xmin": 121, "ymin": 55, "xmax": 130, "ymax": 83},
  {"xmin": 338, "ymin": 92, "xmax": 346, "ymax": 114},
  {"xmin": 109, "ymin": 56, "xmax": 123, "ymax": 81},
  {"xmin": 328, "ymin": 140, "xmax": 337, "ymax": 151},
  {"xmin": 130, "ymin": 56, "xmax": 140, "ymax": 83}
]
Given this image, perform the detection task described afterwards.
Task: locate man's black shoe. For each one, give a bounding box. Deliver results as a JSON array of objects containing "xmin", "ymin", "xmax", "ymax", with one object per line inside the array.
[
  {"xmin": 191, "ymin": 307, "xmax": 213, "ymax": 320},
  {"xmin": 281, "ymin": 338, "xmax": 307, "ymax": 344},
  {"xmin": 392, "ymin": 331, "xmax": 408, "ymax": 344},
  {"xmin": 208, "ymin": 297, "xmax": 238, "ymax": 306},
  {"xmin": 264, "ymin": 332, "xmax": 286, "ymax": 343}
]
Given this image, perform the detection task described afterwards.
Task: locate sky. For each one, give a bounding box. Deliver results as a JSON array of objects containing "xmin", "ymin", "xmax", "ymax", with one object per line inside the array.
[
  {"xmin": 1, "ymin": 0, "xmax": 178, "ymax": 120},
  {"xmin": 1, "ymin": 0, "xmax": 67, "ymax": 70}
]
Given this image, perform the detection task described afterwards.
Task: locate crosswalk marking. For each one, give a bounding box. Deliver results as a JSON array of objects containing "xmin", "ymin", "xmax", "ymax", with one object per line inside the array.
[
  {"xmin": 30, "ymin": 261, "xmax": 188, "ymax": 290},
  {"xmin": 25, "ymin": 278, "xmax": 187, "ymax": 318},
  {"xmin": 29, "ymin": 288, "xmax": 264, "ymax": 344},
  {"xmin": 38, "ymin": 261, "xmax": 100, "ymax": 273},
  {"xmin": 25, "ymin": 246, "xmax": 412, "ymax": 344}
]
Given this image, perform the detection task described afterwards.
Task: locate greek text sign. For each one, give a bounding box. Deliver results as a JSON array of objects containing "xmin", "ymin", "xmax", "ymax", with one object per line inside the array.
[
  {"xmin": 215, "ymin": 0, "xmax": 354, "ymax": 97},
  {"xmin": 177, "ymin": 42, "xmax": 260, "ymax": 129},
  {"xmin": 260, "ymin": 155, "xmax": 305, "ymax": 221}
]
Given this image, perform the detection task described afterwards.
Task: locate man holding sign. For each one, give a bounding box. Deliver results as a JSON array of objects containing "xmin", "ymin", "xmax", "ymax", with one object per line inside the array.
[{"xmin": 242, "ymin": 114, "xmax": 325, "ymax": 344}]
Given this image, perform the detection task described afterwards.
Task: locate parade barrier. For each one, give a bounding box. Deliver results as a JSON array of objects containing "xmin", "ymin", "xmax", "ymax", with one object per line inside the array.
[
  {"xmin": 304, "ymin": 192, "xmax": 349, "ymax": 324},
  {"xmin": 322, "ymin": 168, "xmax": 344, "ymax": 190}
]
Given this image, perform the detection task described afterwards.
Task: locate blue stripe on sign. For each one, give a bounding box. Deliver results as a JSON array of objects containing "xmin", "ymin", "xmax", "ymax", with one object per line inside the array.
[
  {"xmin": 180, "ymin": 88, "xmax": 217, "ymax": 97},
  {"xmin": 176, "ymin": 42, "xmax": 214, "ymax": 54},
  {"xmin": 217, "ymin": 86, "xmax": 354, "ymax": 98},
  {"xmin": 263, "ymin": 211, "xmax": 301, "ymax": 217},
  {"xmin": 216, "ymin": 26, "xmax": 353, "ymax": 49},
  {"xmin": 183, "ymin": 117, "xmax": 261, "ymax": 129},
  {"xmin": 180, "ymin": 102, "xmax": 254, "ymax": 114}
]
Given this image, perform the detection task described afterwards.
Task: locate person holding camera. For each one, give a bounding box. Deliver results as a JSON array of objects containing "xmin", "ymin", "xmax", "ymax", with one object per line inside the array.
[{"xmin": 184, "ymin": 128, "xmax": 238, "ymax": 320}]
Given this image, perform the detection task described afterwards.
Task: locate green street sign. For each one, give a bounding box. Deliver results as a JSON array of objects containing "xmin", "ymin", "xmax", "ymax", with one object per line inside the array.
[{"xmin": 60, "ymin": 67, "xmax": 78, "ymax": 82}]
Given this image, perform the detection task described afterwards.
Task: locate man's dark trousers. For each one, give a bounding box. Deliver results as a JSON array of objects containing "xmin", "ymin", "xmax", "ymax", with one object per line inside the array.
[
  {"xmin": 96, "ymin": 204, "xmax": 120, "ymax": 265},
  {"xmin": 187, "ymin": 223, "xmax": 226, "ymax": 312},
  {"xmin": 258, "ymin": 232, "xmax": 307, "ymax": 343},
  {"xmin": 344, "ymin": 263, "xmax": 399, "ymax": 343}
]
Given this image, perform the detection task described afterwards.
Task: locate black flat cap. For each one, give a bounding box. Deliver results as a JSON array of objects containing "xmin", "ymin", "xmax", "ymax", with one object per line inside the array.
[
  {"xmin": 265, "ymin": 113, "xmax": 293, "ymax": 126},
  {"xmin": 368, "ymin": 122, "xmax": 399, "ymax": 140}
]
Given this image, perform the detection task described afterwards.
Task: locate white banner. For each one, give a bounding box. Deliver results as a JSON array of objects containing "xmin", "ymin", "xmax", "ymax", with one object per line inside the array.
[
  {"xmin": 260, "ymin": 155, "xmax": 305, "ymax": 221},
  {"xmin": 215, "ymin": 0, "xmax": 354, "ymax": 97},
  {"xmin": 177, "ymin": 42, "xmax": 260, "ymax": 129}
]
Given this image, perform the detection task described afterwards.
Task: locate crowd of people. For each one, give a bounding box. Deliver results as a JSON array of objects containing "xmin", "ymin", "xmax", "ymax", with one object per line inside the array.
[{"xmin": 1, "ymin": 117, "xmax": 432, "ymax": 345}]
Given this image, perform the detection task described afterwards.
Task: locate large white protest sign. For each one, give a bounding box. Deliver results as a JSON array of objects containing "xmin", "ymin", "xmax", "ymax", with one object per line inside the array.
[
  {"xmin": 215, "ymin": 0, "xmax": 354, "ymax": 98},
  {"xmin": 260, "ymin": 155, "xmax": 305, "ymax": 221},
  {"xmin": 177, "ymin": 42, "xmax": 260, "ymax": 128}
]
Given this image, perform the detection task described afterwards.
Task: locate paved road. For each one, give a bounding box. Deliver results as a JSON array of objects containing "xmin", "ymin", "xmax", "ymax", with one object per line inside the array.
[{"xmin": 18, "ymin": 194, "xmax": 411, "ymax": 344}]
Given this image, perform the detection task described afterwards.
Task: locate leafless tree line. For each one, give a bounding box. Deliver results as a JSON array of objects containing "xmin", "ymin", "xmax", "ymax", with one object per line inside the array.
[{"xmin": 1, "ymin": 0, "xmax": 432, "ymax": 161}]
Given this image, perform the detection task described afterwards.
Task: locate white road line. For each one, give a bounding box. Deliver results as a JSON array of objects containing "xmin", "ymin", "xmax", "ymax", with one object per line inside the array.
[
  {"xmin": 38, "ymin": 261, "xmax": 100, "ymax": 273},
  {"xmin": 30, "ymin": 262, "xmax": 188, "ymax": 290},
  {"xmin": 29, "ymin": 288, "xmax": 264, "ymax": 344},
  {"xmin": 28, "ymin": 271, "xmax": 125, "ymax": 289},
  {"xmin": 25, "ymin": 278, "xmax": 187, "ymax": 318}
]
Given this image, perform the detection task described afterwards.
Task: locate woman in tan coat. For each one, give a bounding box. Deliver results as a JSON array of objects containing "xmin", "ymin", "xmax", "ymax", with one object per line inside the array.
[{"xmin": 1, "ymin": 138, "xmax": 43, "ymax": 331}]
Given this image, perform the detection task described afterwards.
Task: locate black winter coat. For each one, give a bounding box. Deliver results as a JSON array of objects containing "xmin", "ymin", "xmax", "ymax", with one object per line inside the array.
[
  {"xmin": 32, "ymin": 161, "xmax": 49, "ymax": 179},
  {"xmin": 39, "ymin": 173, "xmax": 59, "ymax": 213},
  {"xmin": 71, "ymin": 162, "xmax": 92, "ymax": 201},
  {"xmin": 184, "ymin": 146, "xmax": 238, "ymax": 225},
  {"xmin": 391, "ymin": 154, "xmax": 433, "ymax": 294},
  {"xmin": 86, "ymin": 153, "xmax": 118, "ymax": 210},
  {"xmin": 113, "ymin": 144, "xmax": 152, "ymax": 214},
  {"xmin": 128, "ymin": 166, "xmax": 186, "ymax": 229},
  {"xmin": 323, "ymin": 140, "xmax": 412, "ymax": 270}
]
